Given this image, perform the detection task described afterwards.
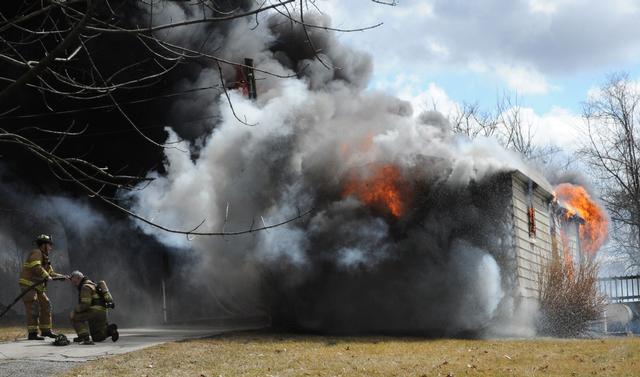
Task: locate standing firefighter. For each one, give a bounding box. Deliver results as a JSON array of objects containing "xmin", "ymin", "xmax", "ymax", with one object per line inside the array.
[
  {"xmin": 69, "ymin": 271, "xmax": 119, "ymax": 344},
  {"xmin": 18, "ymin": 234, "xmax": 66, "ymax": 340}
]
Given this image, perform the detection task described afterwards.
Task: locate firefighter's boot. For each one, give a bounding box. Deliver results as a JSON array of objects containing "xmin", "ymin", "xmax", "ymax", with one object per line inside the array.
[
  {"xmin": 107, "ymin": 323, "xmax": 119, "ymax": 342},
  {"xmin": 27, "ymin": 332, "xmax": 44, "ymax": 340},
  {"xmin": 41, "ymin": 330, "xmax": 59, "ymax": 339},
  {"xmin": 73, "ymin": 334, "xmax": 90, "ymax": 343}
]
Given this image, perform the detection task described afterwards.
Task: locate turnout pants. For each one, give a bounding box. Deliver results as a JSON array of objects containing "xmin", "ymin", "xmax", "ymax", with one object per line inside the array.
[
  {"xmin": 70, "ymin": 307, "xmax": 108, "ymax": 341},
  {"xmin": 20, "ymin": 284, "xmax": 52, "ymax": 333}
]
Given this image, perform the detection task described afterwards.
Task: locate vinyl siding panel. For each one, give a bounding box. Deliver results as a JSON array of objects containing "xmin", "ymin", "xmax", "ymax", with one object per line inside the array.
[{"xmin": 510, "ymin": 173, "xmax": 554, "ymax": 299}]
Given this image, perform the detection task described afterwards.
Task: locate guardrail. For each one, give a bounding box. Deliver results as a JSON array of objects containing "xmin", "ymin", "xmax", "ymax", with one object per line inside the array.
[{"xmin": 598, "ymin": 275, "xmax": 640, "ymax": 303}]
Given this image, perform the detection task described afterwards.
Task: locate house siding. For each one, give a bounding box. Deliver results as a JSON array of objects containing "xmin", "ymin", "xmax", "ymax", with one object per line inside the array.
[
  {"xmin": 511, "ymin": 172, "xmax": 553, "ymax": 299},
  {"xmin": 508, "ymin": 170, "xmax": 582, "ymax": 300}
]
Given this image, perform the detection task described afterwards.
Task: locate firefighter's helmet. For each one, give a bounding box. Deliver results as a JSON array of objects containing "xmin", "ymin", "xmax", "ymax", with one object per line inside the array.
[
  {"xmin": 35, "ymin": 234, "xmax": 53, "ymax": 245},
  {"xmin": 53, "ymin": 334, "xmax": 70, "ymax": 346}
]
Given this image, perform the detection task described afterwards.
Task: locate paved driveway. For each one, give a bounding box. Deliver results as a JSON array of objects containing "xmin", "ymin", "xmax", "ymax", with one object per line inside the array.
[{"xmin": 0, "ymin": 323, "xmax": 264, "ymax": 376}]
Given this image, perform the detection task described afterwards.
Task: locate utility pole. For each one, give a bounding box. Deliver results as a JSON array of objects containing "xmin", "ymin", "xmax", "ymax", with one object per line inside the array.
[{"xmin": 161, "ymin": 250, "xmax": 170, "ymax": 324}]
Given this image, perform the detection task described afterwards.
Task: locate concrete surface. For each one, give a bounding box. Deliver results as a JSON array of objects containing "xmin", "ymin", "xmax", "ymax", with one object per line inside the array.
[{"xmin": 0, "ymin": 324, "xmax": 264, "ymax": 376}]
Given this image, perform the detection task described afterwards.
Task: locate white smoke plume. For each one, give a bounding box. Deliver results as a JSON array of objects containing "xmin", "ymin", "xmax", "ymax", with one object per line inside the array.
[{"xmin": 127, "ymin": 5, "xmax": 540, "ymax": 335}]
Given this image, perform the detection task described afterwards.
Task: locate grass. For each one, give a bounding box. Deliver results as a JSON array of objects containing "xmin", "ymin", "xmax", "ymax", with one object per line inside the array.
[
  {"xmin": 0, "ymin": 325, "xmax": 74, "ymax": 342},
  {"xmin": 62, "ymin": 331, "xmax": 640, "ymax": 377},
  {"xmin": 0, "ymin": 326, "xmax": 27, "ymax": 342}
]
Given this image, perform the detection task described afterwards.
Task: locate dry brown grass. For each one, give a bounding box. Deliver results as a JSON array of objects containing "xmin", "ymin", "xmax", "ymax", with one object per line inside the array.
[
  {"xmin": 0, "ymin": 326, "xmax": 74, "ymax": 342},
  {"xmin": 62, "ymin": 331, "xmax": 640, "ymax": 377},
  {"xmin": 0, "ymin": 326, "xmax": 27, "ymax": 342}
]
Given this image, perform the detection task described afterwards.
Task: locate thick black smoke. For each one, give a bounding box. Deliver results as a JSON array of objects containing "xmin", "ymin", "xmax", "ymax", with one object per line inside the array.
[
  {"xmin": 126, "ymin": 7, "xmax": 542, "ymax": 335},
  {"xmin": 0, "ymin": 0, "xmax": 264, "ymax": 328},
  {"xmin": 265, "ymin": 176, "xmax": 517, "ymax": 335}
]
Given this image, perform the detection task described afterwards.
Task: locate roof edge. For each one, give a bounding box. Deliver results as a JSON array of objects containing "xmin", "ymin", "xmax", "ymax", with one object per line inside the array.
[{"xmin": 510, "ymin": 169, "xmax": 554, "ymax": 198}]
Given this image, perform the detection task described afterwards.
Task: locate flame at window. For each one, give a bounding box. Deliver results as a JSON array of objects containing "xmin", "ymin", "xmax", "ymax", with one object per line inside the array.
[
  {"xmin": 554, "ymin": 183, "xmax": 609, "ymax": 255},
  {"xmin": 343, "ymin": 164, "xmax": 407, "ymax": 218}
]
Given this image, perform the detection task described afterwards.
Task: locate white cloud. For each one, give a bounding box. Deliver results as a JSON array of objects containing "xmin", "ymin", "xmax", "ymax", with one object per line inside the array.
[
  {"xmin": 528, "ymin": 0, "xmax": 559, "ymax": 15},
  {"xmin": 327, "ymin": 0, "xmax": 640, "ymax": 79},
  {"xmin": 586, "ymin": 85, "xmax": 601, "ymax": 101},
  {"xmin": 586, "ymin": 77, "xmax": 640, "ymax": 102},
  {"xmin": 495, "ymin": 64, "xmax": 553, "ymax": 95},
  {"xmin": 425, "ymin": 39, "xmax": 450, "ymax": 58},
  {"xmin": 372, "ymin": 73, "xmax": 421, "ymax": 95},
  {"xmin": 416, "ymin": 2, "xmax": 435, "ymax": 17},
  {"xmin": 398, "ymin": 82, "xmax": 460, "ymax": 117},
  {"xmin": 394, "ymin": 2, "xmax": 435, "ymax": 18},
  {"xmin": 519, "ymin": 106, "xmax": 582, "ymax": 149},
  {"xmin": 615, "ymin": 0, "xmax": 640, "ymax": 13},
  {"xmin": 467, "ymin": 60, "xmax": 489, "ymax": 73}
]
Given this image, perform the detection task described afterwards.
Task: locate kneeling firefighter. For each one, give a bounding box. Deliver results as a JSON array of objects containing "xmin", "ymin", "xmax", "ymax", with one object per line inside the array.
[{"xmin": 69, "ymin": 271, "xmax": 119, "ymax": 344}]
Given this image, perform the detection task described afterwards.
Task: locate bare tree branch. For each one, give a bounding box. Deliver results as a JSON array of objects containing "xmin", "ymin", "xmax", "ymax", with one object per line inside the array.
[{"xmin": 0, "ymin": 0, "xmax": 384, "ymax": 237}]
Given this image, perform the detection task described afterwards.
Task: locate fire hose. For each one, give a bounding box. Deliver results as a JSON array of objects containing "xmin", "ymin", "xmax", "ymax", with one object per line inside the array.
[{"xmin": 0, "ymin": 276, "xmax": 68, "ymax": 320}]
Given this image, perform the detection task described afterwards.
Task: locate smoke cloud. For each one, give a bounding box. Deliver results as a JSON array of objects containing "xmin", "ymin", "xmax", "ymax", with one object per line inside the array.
[
  {"xmin": 121, "ymin": 4, "xmax": 551, "ymax": 336},
  {"xmin": 0, "ymin": 165, "xmax": 165, "ymax": 326}
]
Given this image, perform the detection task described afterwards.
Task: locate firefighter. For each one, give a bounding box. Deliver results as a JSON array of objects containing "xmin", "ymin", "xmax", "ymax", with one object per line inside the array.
[
  {"xmin": 69, "ymin": 271, "xmax": 119, "ymax": 344},
  {"xmin": 18, "ymin": 234, "xmax": 67, "ymax": 340}
]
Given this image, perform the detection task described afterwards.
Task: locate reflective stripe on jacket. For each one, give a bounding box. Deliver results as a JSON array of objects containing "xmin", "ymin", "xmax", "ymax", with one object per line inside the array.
[
  {"xmin": 75, "ymin": 279, "xmax": 107, "ymax": 312},
  {"xmin": 18, "ymin": 249, "xmax": 51, "ymax": 292}
]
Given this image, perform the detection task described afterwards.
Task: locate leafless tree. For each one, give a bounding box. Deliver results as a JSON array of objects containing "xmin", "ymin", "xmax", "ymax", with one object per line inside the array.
[
  {"xmin": 449, "ymin": 101, "xmax": 499, "ymax": 138},
  {"xmin": 0, "ymin": 0, "xmax": 390, "ymax": 236},
  {"xmin": 495, "ymin": 92, "xmax": 536, "ymax": 158},
  {"xmin": 429, "ymin": 92, "xmax": 562, "ymax": 165},
  {"xmin": 579, "ymin": 73, "xmax": 640, "ymax": 272}
]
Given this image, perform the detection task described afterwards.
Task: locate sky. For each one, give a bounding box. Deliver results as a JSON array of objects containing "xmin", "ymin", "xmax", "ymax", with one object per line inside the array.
[{"xmin": 324, "ymin": 0, "xmax": 640, "ymax": 149}]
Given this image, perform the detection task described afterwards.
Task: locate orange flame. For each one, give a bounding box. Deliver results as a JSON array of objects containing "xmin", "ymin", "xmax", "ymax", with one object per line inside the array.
[
  {"xmin": 343, "ymin": 164, "xmax": 406, "ymax": 218},
  {"xmin": 554, "ymin": 183, "xmax": 608, "ymax": 255},
  {"xmin": 560, "ymin": 230, "xmax": 574, "ymax": 279}
]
